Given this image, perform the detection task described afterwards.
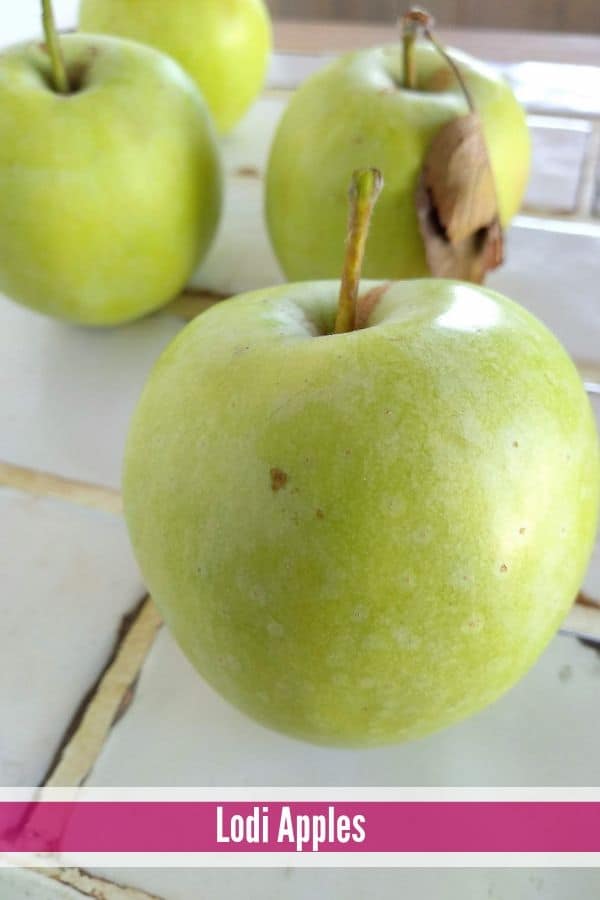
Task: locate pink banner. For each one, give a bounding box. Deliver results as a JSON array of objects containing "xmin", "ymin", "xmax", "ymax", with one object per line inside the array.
[{"xmin": 2, "ymin": 802, "xmax": 600, "ymax": 854}]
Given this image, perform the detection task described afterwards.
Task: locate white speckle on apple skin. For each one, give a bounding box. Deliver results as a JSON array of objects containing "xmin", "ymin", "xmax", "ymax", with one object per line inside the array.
[
  {"xmin": 394, "ymin": 627, "xmax": 422, "ymax": 650},
  {"xmin": 267, "ymin": 620, "xmax": 284, "ymax": 638}
]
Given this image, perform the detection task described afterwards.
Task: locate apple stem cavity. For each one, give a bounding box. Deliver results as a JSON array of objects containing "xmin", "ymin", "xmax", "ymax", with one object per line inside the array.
[
  {"xmin": 400, "ymin": 7, "xmax": 475, "ymax": 111},
  {"xmin": 41, "ymin": 0, "xmax": 70, "ymax": 94},
  {"xmin": 334, "ymin": 168, "xmax": 384, "ymax": 336}
]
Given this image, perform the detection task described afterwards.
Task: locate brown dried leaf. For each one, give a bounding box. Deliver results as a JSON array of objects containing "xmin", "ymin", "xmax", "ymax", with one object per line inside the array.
[
  {"xmin": 416, "ymin": 112, "xmax": 504, "ymax": 283},
  {"xmin": 354, "ymin": 281, "xmax": 392, "ymax": 330}
]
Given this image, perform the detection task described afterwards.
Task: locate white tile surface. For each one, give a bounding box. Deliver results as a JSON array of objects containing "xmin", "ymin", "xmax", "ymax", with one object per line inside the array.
[
  {"xmin": 91, "ymin": 868, "xmax": 600, "ymax": 900},
  {"xmin": 489, "ymin": 220, "xmax": 600, "ymax": 363},
  {"xmin": 525, "ymin": 117, "xmax": 591, "ymax": 214},
  {"xmin": 0, "ymin": 869, "xmax": 84, "ymax": 900},
  {"xmin": 507, "ymin": 62, "xmax": 600, "ymax": 119},
  {"xmin": 190, "ymin": 98, "xmax": 285, "ymax": 295},
  {"xmin": 582, "ymin": 397, "xmax": 600, "ymax": 603},
  {"xmin": 1, "ymin": 1, "xmax": 79, "ymax": 48},
  {"xmin": 583, "ymin": 522, "xmax": 600, "ymax": 598},
  {"xmin": 7, "ymin": 863, "xmax": 597, "ymax": 900},
  {"xmin": 0, "ymin": 488, "xmax": 143, "ymax": 787},
  {"xmin": 0, "ymin": 300, "xmax": 181, "ymax": 489},
  {"xmin": 87, "ymin": 626, "xmax": 600, "ymax": 788},
  {"xmin": 219, "ymin": 97, "xmax": 286, "ymax": 179}
]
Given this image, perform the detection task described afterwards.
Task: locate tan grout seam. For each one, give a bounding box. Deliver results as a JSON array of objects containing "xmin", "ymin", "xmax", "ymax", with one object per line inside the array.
[
  {"xmin": 577, "ymin": 121, "xmax": 600, "ymax": 216},
  {"xmin": 34, "ymin": 867, "xmax": 163, "ymax": 900},
  {"xmin": 577, "ymin": 591, "xmax": 600, "ymax": 610},
  {"xmin": 44, "ymin": 596, "xmax": 163, "ymax": 788},
  {"xmin": 0, "ymin": 462, "xmax": 122, "ymax": 515},
  {"xmin": 165, "ymin": 288, "xmax": 229, "ymax": 322}
]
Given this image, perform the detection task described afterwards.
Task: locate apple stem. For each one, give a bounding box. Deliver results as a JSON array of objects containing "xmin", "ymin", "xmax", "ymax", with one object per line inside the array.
[
  {"xmin": 400, "ymin": 8, "xmax": 430, "ymax": 90},
  {"xmin": 41, "ymin": 0, "xmax": 70, "ymax": 94},
  {"xmin": 334, "ymin": 168, "xmax": 384, "ymax": 336},
  {"xmin": 401, "ymin": 17, "xmax": 418, "ymax": 89}
]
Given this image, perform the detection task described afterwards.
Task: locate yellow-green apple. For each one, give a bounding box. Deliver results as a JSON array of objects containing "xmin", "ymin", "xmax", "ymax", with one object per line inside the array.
[
  {"xmin": 79, "ymin": 0, "xmax": 272, "ymax": 133},
  {"xmin": 266, "ymin": 42, "xmax": 530, "ymax": 281},
  {"xmin": 0, "ymin": 7, "xmax": 222, "ymax": 325},
  {"xmin": 124, "ymin": 171, "xmax": 598, "ymax": 746}
]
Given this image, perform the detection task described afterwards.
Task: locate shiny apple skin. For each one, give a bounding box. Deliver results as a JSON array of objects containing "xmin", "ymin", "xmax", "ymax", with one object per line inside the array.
[
  {"xmin": 124, "ymin": 279, "xmax": 598, "ymax": 746},
  {"xmin": 79, "ymin": 0, "xmax": 272, "ymax": 132},
  {"xmin": 0, "ymin": 34, "xmax": 222, "ymax": 325}
]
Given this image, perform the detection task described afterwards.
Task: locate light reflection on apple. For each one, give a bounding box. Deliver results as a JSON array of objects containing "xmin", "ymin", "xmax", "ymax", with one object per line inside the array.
[{"xmin": 435, "ymin": 286, "xmax": 501, "ymax": 333}]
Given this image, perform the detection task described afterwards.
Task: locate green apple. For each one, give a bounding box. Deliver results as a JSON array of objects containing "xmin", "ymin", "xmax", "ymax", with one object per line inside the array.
[
  {"xmin": 79, "ymin": 0, "xmax": 272, "ymax": 133},
  {"xmin": 124, "ymin": 170, "xmax": 598, "ymax": 747},
  {"xmin": 266, "ymin": 42, "xmax": 530, "ymax": 281},
  {"xmin": 0, "ymin": 20, "xmax": 222, "ymax": 325}
]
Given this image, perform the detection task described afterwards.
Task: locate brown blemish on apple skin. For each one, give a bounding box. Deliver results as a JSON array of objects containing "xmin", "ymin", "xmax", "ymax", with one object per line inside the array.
[
  {"xmin": 235, "ymin": 165, "xmax": 261, "ymax": 178},
  {"xmin": 316, "ymin": 508, "xmax": 325, "ymax": 519},
  {"xmin": 512, "ymin": 441, "xmax": 519, "ymax": 448},
  {"xmin": 355, "ymin": 281, "xmax": 393, "ymax": 330},
  {"xmin": 500, "ymin": 563, "xmax": 508, "ymax": 573},
  {"xmin": 270, "ymin": 467, "xmax": 288, "ymax": 492}
]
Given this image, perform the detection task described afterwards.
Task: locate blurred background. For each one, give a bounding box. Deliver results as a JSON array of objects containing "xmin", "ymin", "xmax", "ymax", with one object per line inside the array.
[{"xmin": 267, "ymin": 1, "xmax": 600, "ymax": 33}]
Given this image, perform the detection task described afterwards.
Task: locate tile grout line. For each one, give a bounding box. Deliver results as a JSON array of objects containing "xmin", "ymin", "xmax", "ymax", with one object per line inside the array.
[
  {"xmin": 32, "ymin": 867, "xmax": 164, "ymax": 899},
  {"xmin": 43, "ymin": 595, "xmax": 163, "ymax": 788},
  {"xmin": 577, "ymin": 121, "xmax": 600, "ymax": 216},
  {"xmin": 20, "ymin": 599, "xmax": 166, "ymax": 897},
  {"xmin": 0, "ymin": 461, "xmax": 122, "ymax": 515},
  {"xmin": 167, "ymin": 288, "xmax": 230, "ymax": 322}
]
